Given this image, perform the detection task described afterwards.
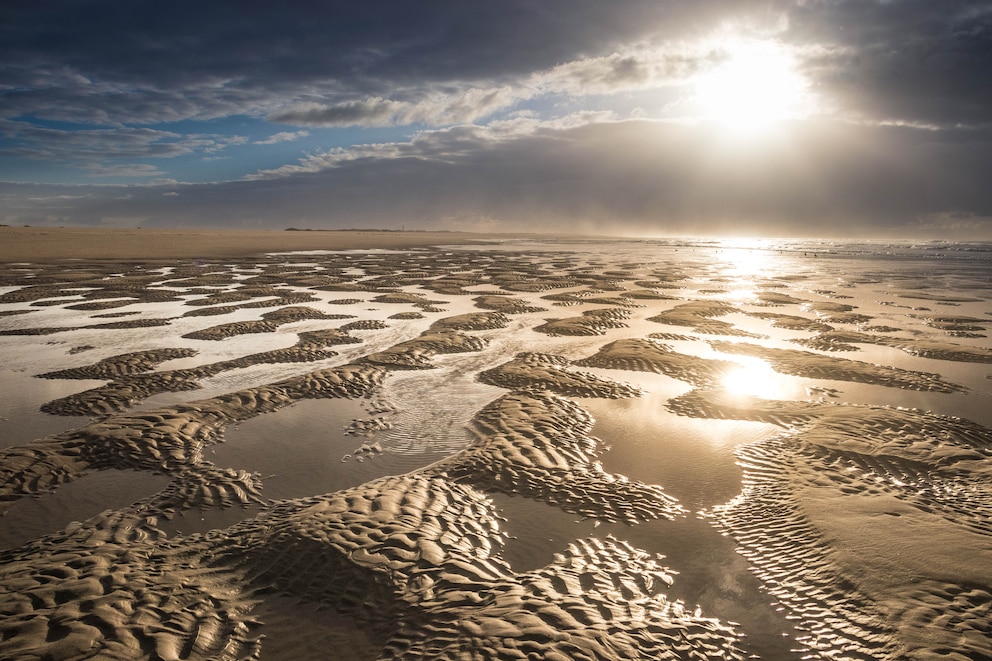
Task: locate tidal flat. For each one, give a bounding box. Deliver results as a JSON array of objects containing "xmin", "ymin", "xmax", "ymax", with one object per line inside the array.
[{"xmin": 1, "ymin": 231, "xmax": 990, "ymax": 659}]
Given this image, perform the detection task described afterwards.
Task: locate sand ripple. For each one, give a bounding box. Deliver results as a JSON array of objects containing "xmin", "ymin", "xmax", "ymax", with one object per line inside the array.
[
  {"xmin": 575, "ymin": 338, "xmax": 735, "ymax": 387},
  {"xmin": 2, "ymin": 243, "xmax": 990, "ymax": 659},
  {"xmin": 434, "ymin": 390, "xmax": 685, "ymax": 524},
  {"xmin": 182, "ymin": 306, "xmax": 346, "ymax": 340},
  {"xmin": 710, "ymin": 340, "xmax": 966, "ymax": 392},
  {"xmin": 0, "ymin": 363, "xmax": 385, "ymax": 509},
  {"xmin": 37, "ymin": 348, "xmax": 199, "ymax": 380},
  {"xmin": 794, "ymin": 330, "xmax": 992, "ymax": 363},
  {"xmin": 39, "ymin": 329, "xmax": 366, "ymax": 416},
  {"xmin": 472, "ymin": 294, "xmax": 546, "ymax": 314},
  {"xmin": 0, "ymin": 430, "xmax": 733, "ymax": 660},
  {"xmin": 534, "ymin": 307, "xmax": 631, "ymax": 336},
  {"xmin": 0, "ymin": 317, "xmax": 172, "ymax": 335},
  {"xmin": 362, "ymin": 330, "xmax": 488, "ymax": 369},
  {"xmin": 649, "ymin": 300, "xmax": 764, "ymax": 338},
  {"xmin": 676, "ymin": 387, "xmax": 992, "ymax": 659},
  {"xmin": 479, "ymin": 352, "xmax": 641, "ymax": 398},
  {"xmin": 0, "ymin": 532, "xmax": 262, "ymax": 660}
]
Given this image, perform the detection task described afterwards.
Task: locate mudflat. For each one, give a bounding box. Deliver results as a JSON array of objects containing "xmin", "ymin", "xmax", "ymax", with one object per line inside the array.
[{"xmin": 1, "ymin": 235, "xmax": 990, "ymax": 660}]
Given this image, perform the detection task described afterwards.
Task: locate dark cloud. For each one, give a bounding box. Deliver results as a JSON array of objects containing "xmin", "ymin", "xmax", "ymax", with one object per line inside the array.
[
  {"xmin": 0, "ymin": 119, "xmax": 246, "ymax": 164},
  {"xmin": 1, "ymin": 2, "xmax": 759, "ymax": 85},
  {"xmin": 5, "ymin": 2, "xmax": 986, "ymax": 134},
  {"xmin": 270, "ymin": 98, "xmax": 408, "ymax": 127},
  {"xmin": 785, "ymin": 1, "xmax": 992, "ymax": 127},
  {"xmin": 0, "ymin": 73, "xmax": 273, "ymax": 126},
  {"xmin": 5, "ymin": 2, "xmax": 990, "ymax": 131},
  {"xmin": 0, "ymin": 1, "xmax": 781, "ymax": 125}
]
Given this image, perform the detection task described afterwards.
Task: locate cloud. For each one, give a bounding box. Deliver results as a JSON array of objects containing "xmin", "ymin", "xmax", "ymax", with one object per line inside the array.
[
  {"xmin": 252, "ymin": 130, "xmax": 310, "ymax": 145},
  {"xmin": 533, "ymin": 47, "xmax": 706, "ymax": 95},
  {"xmin": 269, "ymin": 85, "xmax": 528, "ymax": 128},
  {"xmin": 783, "ymin": 1, "xmax": 992, "ymax": 127},
  {"xmin": 0, "ymin": 67, "xmax": 275, "ymax": 126},
  {"xmin": 2, "ymin": 2, "xmax": 754, "ymax": 85},
  {"xmin": 266, "ymin": 43, "xmax": 714, "ymax": 129},
  {"xmin": 5, "ymin": 118, "xmax": 992, "ymax": 238},
  {"xmin": 269, "ymin": 98, "xmax": 408, "ymax": 127},
  {"xmin": 244, "ymin": 117, "xmax": 584, "ymax": 179},
  {"xmin": 83, "ymin": 163, "xmax": 167, "ymax": 178},
  {"xmin": 0, "ymin": 1, "xmax": 778, "ymax": 128},
  {"xmin": 917, "ymin": 210, "xmax": 992, "ymax": 233},
  {"xmin": 0, "ymin": 119, "xmax": 248, "ymax": 178},
  {"xmin": 4, "ymin": 1, "xmax": 987, "ymax": 136}
]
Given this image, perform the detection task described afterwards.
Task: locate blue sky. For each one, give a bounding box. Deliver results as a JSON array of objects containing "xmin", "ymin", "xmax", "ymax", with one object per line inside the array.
[
  {"xmin": 2, "ymin": 1, "xmax": 991, "ymax": 237},
  {"xmin": 0, "ymin": 115, "xmax": 423, "ymax": 184}
]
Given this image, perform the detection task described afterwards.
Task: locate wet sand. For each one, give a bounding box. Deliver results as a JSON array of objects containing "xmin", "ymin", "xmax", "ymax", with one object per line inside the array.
[
  {"xmin": 1, "ymin": 230, "xmax": 991, "ymax": 659},
  {"xmin": 0, "ymin": 226, "xmax": 516, "ymax": 262}
]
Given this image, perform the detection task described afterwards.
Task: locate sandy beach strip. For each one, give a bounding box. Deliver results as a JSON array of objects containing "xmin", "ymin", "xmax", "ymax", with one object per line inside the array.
[{"xmin": 0, "ymin": 226, "xmax": 532, "ymax": 263}]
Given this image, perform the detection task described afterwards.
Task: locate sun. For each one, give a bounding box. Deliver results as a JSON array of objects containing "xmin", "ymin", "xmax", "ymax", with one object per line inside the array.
[{"xmin": 693, "ymin": 38, "xmax": 811, "ymax": 132}]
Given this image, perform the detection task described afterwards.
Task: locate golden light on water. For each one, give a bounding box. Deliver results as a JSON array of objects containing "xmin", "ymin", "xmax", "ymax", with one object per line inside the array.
[
  {"xmin": 716, "ymin": 238, "xmax": 778, "ymax": 291},
  {"xmin": 720, "ymin": 355, "xmax": 788, "ymax": 399},
  {"xmin": 722, "ymin": 247, "xmax": 770, "ymax": 278},
  {"xmin": 726, "ymin": 288, "xmax": 758, "ymax": 303}
]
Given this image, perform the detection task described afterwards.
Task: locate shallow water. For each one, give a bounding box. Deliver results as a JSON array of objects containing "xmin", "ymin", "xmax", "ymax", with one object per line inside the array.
[
  {"xmin": 0, "ymin": 469, "xmax": 172, "ymax": 549},
  {"xmin": 211, "ymin": 398, "xmax": 454, "ymax": 502},
  {"xmin": 1, "ymin": 238, "xmax": 990, "ymax": 660}
]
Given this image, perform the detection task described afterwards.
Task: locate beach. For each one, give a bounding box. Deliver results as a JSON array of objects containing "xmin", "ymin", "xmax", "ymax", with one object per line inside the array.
[
  {"xmin": 1, "ymin": 228, "xmax": 990, "ymax": 659},
  {"xmin": 0, "ymin": 226, "xmax": 512, "ymax": 262}
]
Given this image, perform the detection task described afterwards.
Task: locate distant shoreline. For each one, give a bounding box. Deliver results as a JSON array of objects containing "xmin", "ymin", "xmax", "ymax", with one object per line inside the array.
[{"xmin": 0, "ymin": 226, "xmax": 534, "ymax": 263}]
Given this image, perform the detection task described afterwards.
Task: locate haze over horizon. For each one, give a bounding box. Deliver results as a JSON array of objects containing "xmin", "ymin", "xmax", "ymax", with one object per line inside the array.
[{"xmin": 2, "ymin": 1, "xmax": 991, "ymax": 239}]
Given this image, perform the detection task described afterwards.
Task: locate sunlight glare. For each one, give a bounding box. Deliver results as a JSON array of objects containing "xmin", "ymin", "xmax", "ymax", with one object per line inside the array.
[
  {"xmin": 694, "ymin": 38, "xmax": 810, "ymax": 132},
  {"xmin": 722, "ymin": 248, "xmax": 769, "ymax": 278},
  {"xmin": 720, "ymin": 355, "xmax": 787, "ymax": 400},
  {"xmin": 718, "ymin": 238, "xmax": 776, "ymax": 279}
]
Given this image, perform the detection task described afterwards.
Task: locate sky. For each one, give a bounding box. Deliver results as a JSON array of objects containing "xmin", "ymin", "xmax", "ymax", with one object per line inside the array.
[{"xmin": 2, "ymin": 1, "xmax": 991, "ymax": 238}]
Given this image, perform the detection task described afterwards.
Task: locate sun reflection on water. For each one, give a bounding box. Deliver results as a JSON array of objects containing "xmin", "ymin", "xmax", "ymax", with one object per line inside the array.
[
  {"xmin": 725, "ymin": 287, "xmax": 758, "ymax": 303},
  {"xmin": 717, "ymin": 238, "xmax": 778, "ymax": 279},
  {"xmin": 720, "ymin": 355, "xmax": 789, "ymax": 400},
  {"xmin": 710, "ymin": 239, "xmax": 791, "ymax": 305}
]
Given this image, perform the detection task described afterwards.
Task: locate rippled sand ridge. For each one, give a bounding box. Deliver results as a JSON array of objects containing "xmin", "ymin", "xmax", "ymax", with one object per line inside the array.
[{"xmin": 1, "ymin": 234, "xmax": 990, "ymax": 659}]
